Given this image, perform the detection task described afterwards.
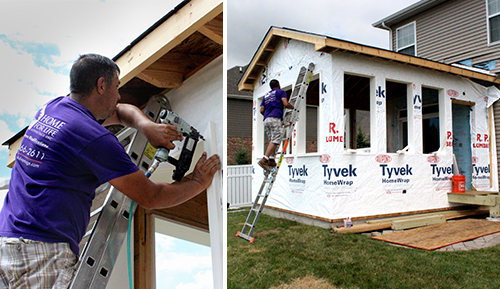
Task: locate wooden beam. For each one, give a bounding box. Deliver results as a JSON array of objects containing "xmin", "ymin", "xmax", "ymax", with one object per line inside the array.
[
  {"xmin": 137, "ymin": 69, "xmax": 183, "ymax": 88},
  {"xmin": 391, "ymin": 214, "xmax": 446, "ymax": 230},
  {"xmin": 115, "ymin": 0, "xmax": 223, "ymax": 87},
  {"xmin": 198, "ymin": 12, "xmax": 222, "ymax": 44},
  {"xmin": 322, "ymin": 37, "xmax": 500, "ymax": 84},
  {"xmin": 134, "ymin": 207, "xmax": 156, "ymax": 289},
  {"xmin": 198, "ymin": 26, "xmax": 223, "ymax": 44},
  {"xmin": 332, "ymin": 222, "xmax": 391, "ymax": 234},
  {"xmin": 447, "ymin": 191, "xmax": 499, "ymax": 206}
]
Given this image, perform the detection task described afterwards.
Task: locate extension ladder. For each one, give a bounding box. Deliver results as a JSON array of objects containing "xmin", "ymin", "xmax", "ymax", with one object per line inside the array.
[
  {"xmin": 69, "ymin": 95, "xmax": 170, "ymax": 289},
  {"xmin": 236, "ymin": 62, "xmax": 315, "ymax": 243}
]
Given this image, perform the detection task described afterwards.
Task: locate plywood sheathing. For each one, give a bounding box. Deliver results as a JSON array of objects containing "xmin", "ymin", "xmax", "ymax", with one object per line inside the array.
[{"xmin": 372, "ymin": 218, "xmax": 500, "ymax": 250}]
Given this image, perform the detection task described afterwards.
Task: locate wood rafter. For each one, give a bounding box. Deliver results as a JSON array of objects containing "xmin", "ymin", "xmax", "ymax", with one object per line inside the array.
[{"xmin": 198, "ymin": 13, "xmax": 223, "ymax": 44}]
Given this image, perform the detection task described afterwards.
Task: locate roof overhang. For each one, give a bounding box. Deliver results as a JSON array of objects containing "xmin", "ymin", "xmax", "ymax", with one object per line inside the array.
[
  {"xmin": 372, "ymin": 0, "xmax": 447, "ymax": 29},
  {"xmin": 114, "ymin": 0, "xmax": 223, "ymax": 108},
  {"xmin": 238, "ymin": 26, "xmax": 500, "ymax": 92}
]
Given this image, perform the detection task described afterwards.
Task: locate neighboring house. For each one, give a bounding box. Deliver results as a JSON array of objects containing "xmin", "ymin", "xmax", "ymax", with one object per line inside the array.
[
  {"xmin": 227, "ymin": 65, "xmax": 253, "ymax": 165},
  {"xmin": 239, "ymin": 26, "xmax": 500, "ymax": 227},
  {"xmin": 372, "ymin": 0, "xmax": 500, "ymax": 74},
  {"xmin": 1, "ymin": 0, "xmax": 223, "ymax": 288}
]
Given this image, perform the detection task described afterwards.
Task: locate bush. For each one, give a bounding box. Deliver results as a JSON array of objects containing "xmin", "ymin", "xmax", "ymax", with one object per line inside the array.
[
  {"xmin": 234, "ymin": 149, "xmax": 251, "ymax": 165},
  {"xmin": 356, "ymin": 126, "xmax": 370, "ymax": 148}
]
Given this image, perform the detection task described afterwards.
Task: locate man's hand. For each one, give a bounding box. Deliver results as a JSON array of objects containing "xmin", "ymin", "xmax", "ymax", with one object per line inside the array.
[
  {"xmin": 191, "ymin": 152, "xmax": 221, "ymax": 190},
  {"xmin": 143, "ymin": 122, "xmax": 183, "ymax": 150}
]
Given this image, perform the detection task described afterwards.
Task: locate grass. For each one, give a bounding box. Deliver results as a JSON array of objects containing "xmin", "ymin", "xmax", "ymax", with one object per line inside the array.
[{"xmin": 228, "ymin": 209, "xmax": 500, "ymax": 289}]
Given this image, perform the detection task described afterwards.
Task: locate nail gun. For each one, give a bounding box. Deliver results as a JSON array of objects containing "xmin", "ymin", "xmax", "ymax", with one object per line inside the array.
[{"xmin": 145, "ymin": 110, "xmax": 204, "ymax": 182}]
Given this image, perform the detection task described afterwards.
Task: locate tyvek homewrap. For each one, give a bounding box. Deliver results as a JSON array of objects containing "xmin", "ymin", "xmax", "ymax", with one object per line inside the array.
[{"xmin": 252, "ymin": 39, "xmax": 500, "ymax": 220}]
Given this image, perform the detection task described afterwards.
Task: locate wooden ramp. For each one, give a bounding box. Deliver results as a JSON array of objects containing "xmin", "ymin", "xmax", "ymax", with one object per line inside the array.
[{"xmin": 372, "ymin": 219, "xmax": 500, "ymax": 250}]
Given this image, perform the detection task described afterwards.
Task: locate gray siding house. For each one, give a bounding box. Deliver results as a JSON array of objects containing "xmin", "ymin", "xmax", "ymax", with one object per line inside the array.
[{"xmin": 373, "ymin": 0, "xmax": 500, "ymax": 74}]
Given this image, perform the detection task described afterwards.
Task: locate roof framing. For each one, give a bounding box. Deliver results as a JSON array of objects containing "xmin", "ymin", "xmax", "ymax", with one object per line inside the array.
[
  {"xmin": 114, "ymin": 0, "xmax": 223, "ymax": 107},
  {"xmin": 238, "ymin": 26, "xmax": 500, "ymax": 92}
]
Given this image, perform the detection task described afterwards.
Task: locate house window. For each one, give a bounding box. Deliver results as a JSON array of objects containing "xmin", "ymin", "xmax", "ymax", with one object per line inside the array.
[
  {"xmin": 488, "ymin": 0, "xmax": 500, "ymax": 43},
  {"xmin": 396, "ymin": 22, "xmax": 416, "ymax": 56},
  {"xmin": 344, "ymin": 74, "xmax": 371, "ymax": 151}
]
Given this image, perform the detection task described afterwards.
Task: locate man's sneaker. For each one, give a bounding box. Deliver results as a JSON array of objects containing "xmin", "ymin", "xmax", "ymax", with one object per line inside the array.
[
  {"xmin": 268, "ymin": 158, "xmax": 277, "ymax": 168},
  {"xmin": 258, "ymin": 158, "xmax": 271, "ymax": 172}
]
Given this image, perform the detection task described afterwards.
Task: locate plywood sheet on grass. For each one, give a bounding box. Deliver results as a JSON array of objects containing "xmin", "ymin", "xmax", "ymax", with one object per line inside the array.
[{"xmin": 372, "ymin": 219, "xmax": 500, "ymax": 250}]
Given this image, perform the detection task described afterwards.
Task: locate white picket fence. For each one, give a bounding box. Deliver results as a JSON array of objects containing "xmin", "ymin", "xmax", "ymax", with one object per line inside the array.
[{"xmin": 227, "ymin": 165, "xmax": 252, "ymax": 208}]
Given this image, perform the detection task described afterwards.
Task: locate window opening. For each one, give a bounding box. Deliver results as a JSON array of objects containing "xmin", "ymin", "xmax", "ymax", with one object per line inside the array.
[
  {"xmin": 396, "ymin": 22, "xmax": 416, "ymax": 56},
  {"xmin": 422, "ymin": 87, "xmax": 440, "ymax": 153},
  {"xmin": 344, "ymin": 74, "xmax": 370, "ymax": 150},
  {"xmin": 386, "ymin": 81, "xmax": 408, "ymax": 153},
  {"xmin": 306, "ymin": 78, "xmax": 319, "ymax": 153},
  {"xmin": 155, "ymin": 217, "xmax": 212, "ymax": 289}
]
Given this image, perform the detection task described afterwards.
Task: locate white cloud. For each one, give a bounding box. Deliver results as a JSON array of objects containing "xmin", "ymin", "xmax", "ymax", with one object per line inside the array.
[
  {"xmin": 156, "ymin": 251, "xmax": 212, "ymax": 273},
  {"xmin": 155, "ymin": 234, "xmax": 213, "ymax": 288},
  {"xmin": 0, "ymin": 120, "xmax": 15, "ymax": 152},
  {"xmin": 227, "ymin": 0, "xmax": 421, "ymax": 68},
  {"xmin": 175, "ymin": 270, "xmax": 213, "ymax": 289},
  {"xmin": 0, "ymin": 40, "xmax": 63, "ymax": 118}
]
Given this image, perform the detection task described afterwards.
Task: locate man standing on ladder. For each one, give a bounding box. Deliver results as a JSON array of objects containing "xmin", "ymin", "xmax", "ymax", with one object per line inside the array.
[
  {"xmin": 258, "ymin": 79, "xmax": 294, "ymax": 172},
  {"xmin": 0, "ymin": 54, "xmax": 220, "ymax": 288}
]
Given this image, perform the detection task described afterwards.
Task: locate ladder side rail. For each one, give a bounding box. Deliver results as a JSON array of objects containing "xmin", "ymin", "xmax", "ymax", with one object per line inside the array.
[{"xmin": 238, "ymin": 172, "xmax": 270, "ymax": 235}]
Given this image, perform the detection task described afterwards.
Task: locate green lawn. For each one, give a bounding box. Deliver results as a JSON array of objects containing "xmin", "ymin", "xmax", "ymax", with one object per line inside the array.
[{"xmin": 228, "ymin": 209, "xmax": 500, "ymax": 289}]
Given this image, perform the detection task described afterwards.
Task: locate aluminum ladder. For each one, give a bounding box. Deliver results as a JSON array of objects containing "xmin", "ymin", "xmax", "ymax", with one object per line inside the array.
[
  {"xmin": 69, "ymin": 95, "xmax": 171, "ymax": 289},
  {"xmin": 236, "ymin": 62, "xmax": 315, "ymax": 243}
]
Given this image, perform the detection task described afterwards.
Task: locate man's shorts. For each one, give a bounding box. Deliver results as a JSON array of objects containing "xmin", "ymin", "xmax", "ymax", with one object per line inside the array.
[
  {"xmin": 0, "ymin": 237, "xmax": 78, "ymax": 288},
  {"xmin": 264, "ymin": 117, "xmax": 283, "ymax": 144}
]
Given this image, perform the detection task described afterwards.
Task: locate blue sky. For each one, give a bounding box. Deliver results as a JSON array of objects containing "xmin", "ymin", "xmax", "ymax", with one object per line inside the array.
[{"xmin": 0, "ymin": 0, "xmax": 214, "ymax": 288}]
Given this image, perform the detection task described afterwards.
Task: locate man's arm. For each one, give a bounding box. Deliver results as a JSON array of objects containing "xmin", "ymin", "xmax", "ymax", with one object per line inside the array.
[
  {"xmin": 109, "ymin": 152, "xmax": 220, "ymax": 210},
  {"xmin": 102, "ymin": 103, "xmax": 182, "ymax": 149},
  {"xmin": 260, "ymin": 105, "xmax": 265, "ymax": 115},
  {"xmin": 282, "ymin": 97, "xmax": 294, "ymax": 109}
]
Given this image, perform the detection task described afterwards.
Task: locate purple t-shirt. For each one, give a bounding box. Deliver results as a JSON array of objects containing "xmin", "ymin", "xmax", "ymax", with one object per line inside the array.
[
  {"xmin": 260, "ymin": 88, "xmax": 288, "ymax": 120},
  {"xmin": 0, "ymin": 96, "xmax": 139, "ymax": 254}
]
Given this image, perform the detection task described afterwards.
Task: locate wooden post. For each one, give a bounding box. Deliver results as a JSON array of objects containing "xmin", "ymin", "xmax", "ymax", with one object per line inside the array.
[{"xmin": 134, "ymin": 207, "xmax": 156, "ymax": 289}]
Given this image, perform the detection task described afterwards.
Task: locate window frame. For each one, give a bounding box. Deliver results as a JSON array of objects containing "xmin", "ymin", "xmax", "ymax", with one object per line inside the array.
[
  {"xmin": 486, "ymin": 0, "xmax": 500, "ymax": 46},
  {"xmin": 396, "ymin": 21, "xmax": 417, "ymax": 56},
  {"xmin": 343, "ymin": 73, "xmax": 372, "ymax": 153}
]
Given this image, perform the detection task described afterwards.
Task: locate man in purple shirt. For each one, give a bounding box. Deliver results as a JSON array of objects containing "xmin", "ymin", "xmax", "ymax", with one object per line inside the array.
[
  {"xmin": 0, "ymin": 54, "xmax": 220, "ymax": 288},
  {"xmin": 259, "ymin": 79, "xmax": 294, "ymax": 171}
]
